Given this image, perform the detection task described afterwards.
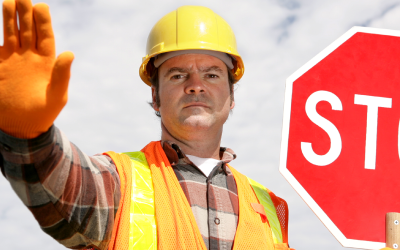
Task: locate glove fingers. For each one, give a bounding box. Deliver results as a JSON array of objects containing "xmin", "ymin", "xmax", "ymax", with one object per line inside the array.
[
  {"xmin": 2, "ymin": 0, "xmax": 19, "ymax": 51},
  {"xmin": 48, "ymin": 51, "xmax": 74, "ymax": 105},
  {"xmin": 15, "ymin": 0, "xmax": 34, "ymax": 50},
  {"xmin": 33, "ymin": 3, "xmax": 54, "ymax": 56}
]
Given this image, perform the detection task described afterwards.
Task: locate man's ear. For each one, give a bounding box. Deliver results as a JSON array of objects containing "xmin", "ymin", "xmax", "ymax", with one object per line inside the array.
[
  {"xmin": 230, "ymin": 99, "xmax": 235, "ymax": 110},
  {"xmin": 230, "ymin": 86, "xmax": 235, "ymax": 110},
  {"xmin": 151, "ymin": 86, "xmax": 160, "ymax": 111}
]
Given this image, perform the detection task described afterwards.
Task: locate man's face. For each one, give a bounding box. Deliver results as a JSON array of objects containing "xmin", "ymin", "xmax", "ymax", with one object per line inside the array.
[{"xmin": 152, "ymin": 53, "xmax": 234, "ymax": 137}]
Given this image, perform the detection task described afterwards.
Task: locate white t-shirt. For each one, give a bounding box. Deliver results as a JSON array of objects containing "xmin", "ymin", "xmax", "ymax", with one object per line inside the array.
[{"xmin": 186, "ymin": 154, "xmax": 220, "ymax": 177}]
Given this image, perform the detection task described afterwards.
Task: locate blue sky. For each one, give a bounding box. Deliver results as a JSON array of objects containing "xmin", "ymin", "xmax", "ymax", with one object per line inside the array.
[{"xmin": 1, "ymin": 0, "xmax": 400, "ymax": 249}]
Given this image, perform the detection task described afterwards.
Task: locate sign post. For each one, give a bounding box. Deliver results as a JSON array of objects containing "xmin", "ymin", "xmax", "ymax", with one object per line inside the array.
[
  {"xmin": 280, "ymin": 27, "xmax": 400, "ymax": 249},
  {"xmin": 386, "ymin": 213, "xmax": 400, "ymax": 249}
]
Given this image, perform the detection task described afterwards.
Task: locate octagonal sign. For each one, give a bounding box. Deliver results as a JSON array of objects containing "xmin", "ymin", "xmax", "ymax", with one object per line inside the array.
[{"xmin": 280, "ymin": 26, "xmax": 400, "ymax": 249}]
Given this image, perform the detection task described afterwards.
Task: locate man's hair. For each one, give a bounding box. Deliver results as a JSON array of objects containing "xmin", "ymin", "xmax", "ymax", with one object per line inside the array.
[{"xmin": 149, "ymin": 60, "xmax": 238, "ymax": 117}]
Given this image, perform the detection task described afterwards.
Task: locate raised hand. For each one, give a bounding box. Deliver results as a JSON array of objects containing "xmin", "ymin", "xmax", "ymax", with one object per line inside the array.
[{"xmin": 0, "ymin": 0, "xmax": 74, "ymax": 138}]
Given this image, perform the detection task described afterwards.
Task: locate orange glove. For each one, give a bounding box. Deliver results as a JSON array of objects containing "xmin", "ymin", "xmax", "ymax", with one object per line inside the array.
[{"xmin": 0, "ymin": 0, "xmax": 74, "ymax": 138}]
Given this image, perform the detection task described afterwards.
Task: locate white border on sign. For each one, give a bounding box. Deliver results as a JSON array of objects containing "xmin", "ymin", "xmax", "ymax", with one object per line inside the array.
[{"xmin": 280, "ymin": 26, "xmax": 400, "ymax": 250}]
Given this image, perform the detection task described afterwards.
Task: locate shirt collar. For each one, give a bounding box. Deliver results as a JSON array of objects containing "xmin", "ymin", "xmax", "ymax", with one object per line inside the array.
[{"xmin": 161, "ymin": 141, "xmax": 237, "ymax": 166}]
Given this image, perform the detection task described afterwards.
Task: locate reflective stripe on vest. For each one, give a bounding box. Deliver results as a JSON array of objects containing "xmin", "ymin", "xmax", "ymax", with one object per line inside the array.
[
  {"xmin": 247, "ymin": 177, "xmax": 283, "ymax": 244},
  {"xmin": 122, "ymin": 151, "xmax": 283, "ymax": 249},
  {"xmin": 121, "ymin": 152, "xmax": 157, "ymax": 250}
]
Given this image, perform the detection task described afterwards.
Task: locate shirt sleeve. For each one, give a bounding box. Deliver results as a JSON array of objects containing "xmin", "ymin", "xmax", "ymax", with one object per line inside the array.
[{"xmin": 0, "ymin": 126, "xmax": 121, "ymax": 250}]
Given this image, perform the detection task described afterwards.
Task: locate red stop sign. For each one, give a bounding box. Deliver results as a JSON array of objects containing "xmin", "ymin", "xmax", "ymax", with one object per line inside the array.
[{"xmin": 280, "ymin": 27, "xmax": 400, "ymax": 249}]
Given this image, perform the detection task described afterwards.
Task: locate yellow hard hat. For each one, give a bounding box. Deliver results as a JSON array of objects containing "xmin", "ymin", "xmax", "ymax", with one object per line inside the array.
[{"xmin": 139, "ymin": 6, "xmax": 244, "ymax": 86}]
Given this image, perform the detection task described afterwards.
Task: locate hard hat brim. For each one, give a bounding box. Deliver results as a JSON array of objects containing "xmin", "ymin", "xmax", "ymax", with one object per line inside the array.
[{"xmin": 139, "ymin": 48, "xmax": 244, "ymax": 86}]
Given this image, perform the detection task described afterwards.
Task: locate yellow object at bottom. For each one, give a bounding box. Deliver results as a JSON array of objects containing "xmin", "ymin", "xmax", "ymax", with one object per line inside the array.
[{"xmin": 122, "ymin": 152, "xmax": 157, "ymax": 250}]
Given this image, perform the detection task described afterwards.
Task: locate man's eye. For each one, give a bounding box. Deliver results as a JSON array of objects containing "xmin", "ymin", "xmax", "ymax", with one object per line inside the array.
[
  {"xmin": 171, "ymin": 74, "xmax": 184, "ymax": 80},
  {"xmin": 207, "ymin": 74, "xmax": 219, "ymax": 79}
]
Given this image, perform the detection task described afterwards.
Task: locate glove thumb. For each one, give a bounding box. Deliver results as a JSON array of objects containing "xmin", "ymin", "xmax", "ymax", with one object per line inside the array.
[{"xmin": 48, "ymin": 51, "xmax": 74, "ymax": 105}]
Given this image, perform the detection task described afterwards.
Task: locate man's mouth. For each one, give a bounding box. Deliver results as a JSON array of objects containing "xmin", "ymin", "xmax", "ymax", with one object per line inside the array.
[{"xmin": 183, "ymin": 102, "xmax": 209, "ymax": 109}]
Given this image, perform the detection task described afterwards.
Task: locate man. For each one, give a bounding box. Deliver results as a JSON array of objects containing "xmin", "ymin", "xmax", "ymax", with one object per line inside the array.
[
  {"xmin": 0, "ymin": 0, "xmax": 293, "ymax": 249},
  {"xmin": 1, "ymin": 1, "xmax": 397, "ymax": 250}
]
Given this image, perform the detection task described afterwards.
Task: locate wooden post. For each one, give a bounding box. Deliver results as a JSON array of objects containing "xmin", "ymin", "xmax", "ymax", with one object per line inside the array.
[{"xmin": 386, "ymin": 213, "xmax": 400, "ymax": 249}]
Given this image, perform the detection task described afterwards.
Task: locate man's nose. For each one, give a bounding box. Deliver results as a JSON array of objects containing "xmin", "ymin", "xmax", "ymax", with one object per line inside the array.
[{"xmin": 184, "ymin": 74, "xmax": 205, "ymax": 94}]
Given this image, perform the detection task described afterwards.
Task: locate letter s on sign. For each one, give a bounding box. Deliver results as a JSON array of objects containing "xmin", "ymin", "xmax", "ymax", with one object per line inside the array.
[{"xmin": 301, "ymin": 91, "xmax": 343, "ymax": 166}]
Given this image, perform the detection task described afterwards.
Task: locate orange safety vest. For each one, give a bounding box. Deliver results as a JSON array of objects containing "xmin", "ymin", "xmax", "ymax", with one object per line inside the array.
[{"xmin": 104, "ymin": 141, "xmax": 293, "ymax": 250}]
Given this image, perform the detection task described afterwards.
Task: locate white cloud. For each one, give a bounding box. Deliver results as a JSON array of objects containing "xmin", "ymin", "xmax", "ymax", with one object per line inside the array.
[
  {"xmin": 1, "ymin": 0, "xmax": 400, "ymax": 249},
  {"xmin": 369, "ymin": 4, "xmax": 400, "ymax": 29}
]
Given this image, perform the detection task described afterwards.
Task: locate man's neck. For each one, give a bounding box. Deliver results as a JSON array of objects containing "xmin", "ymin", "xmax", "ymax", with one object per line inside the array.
[{"xmin": 160, "ymin": 122, "xmax": 222, "ymax": 160}]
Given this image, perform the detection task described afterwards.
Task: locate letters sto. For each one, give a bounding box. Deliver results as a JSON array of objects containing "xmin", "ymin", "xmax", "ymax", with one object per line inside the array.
[{"xmin": 302, "ymin": 91, "xmax": 392, "ymax": 169}]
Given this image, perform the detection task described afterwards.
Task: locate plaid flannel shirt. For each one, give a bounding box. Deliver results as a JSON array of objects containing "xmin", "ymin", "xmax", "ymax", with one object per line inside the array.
[
  {"xmin": 0, "ymin": 126, "xmax": 239, "ymax": 250},
  {"xmin": 163, "ymin": 141, "xmax": 238, "ymax": 249}
]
